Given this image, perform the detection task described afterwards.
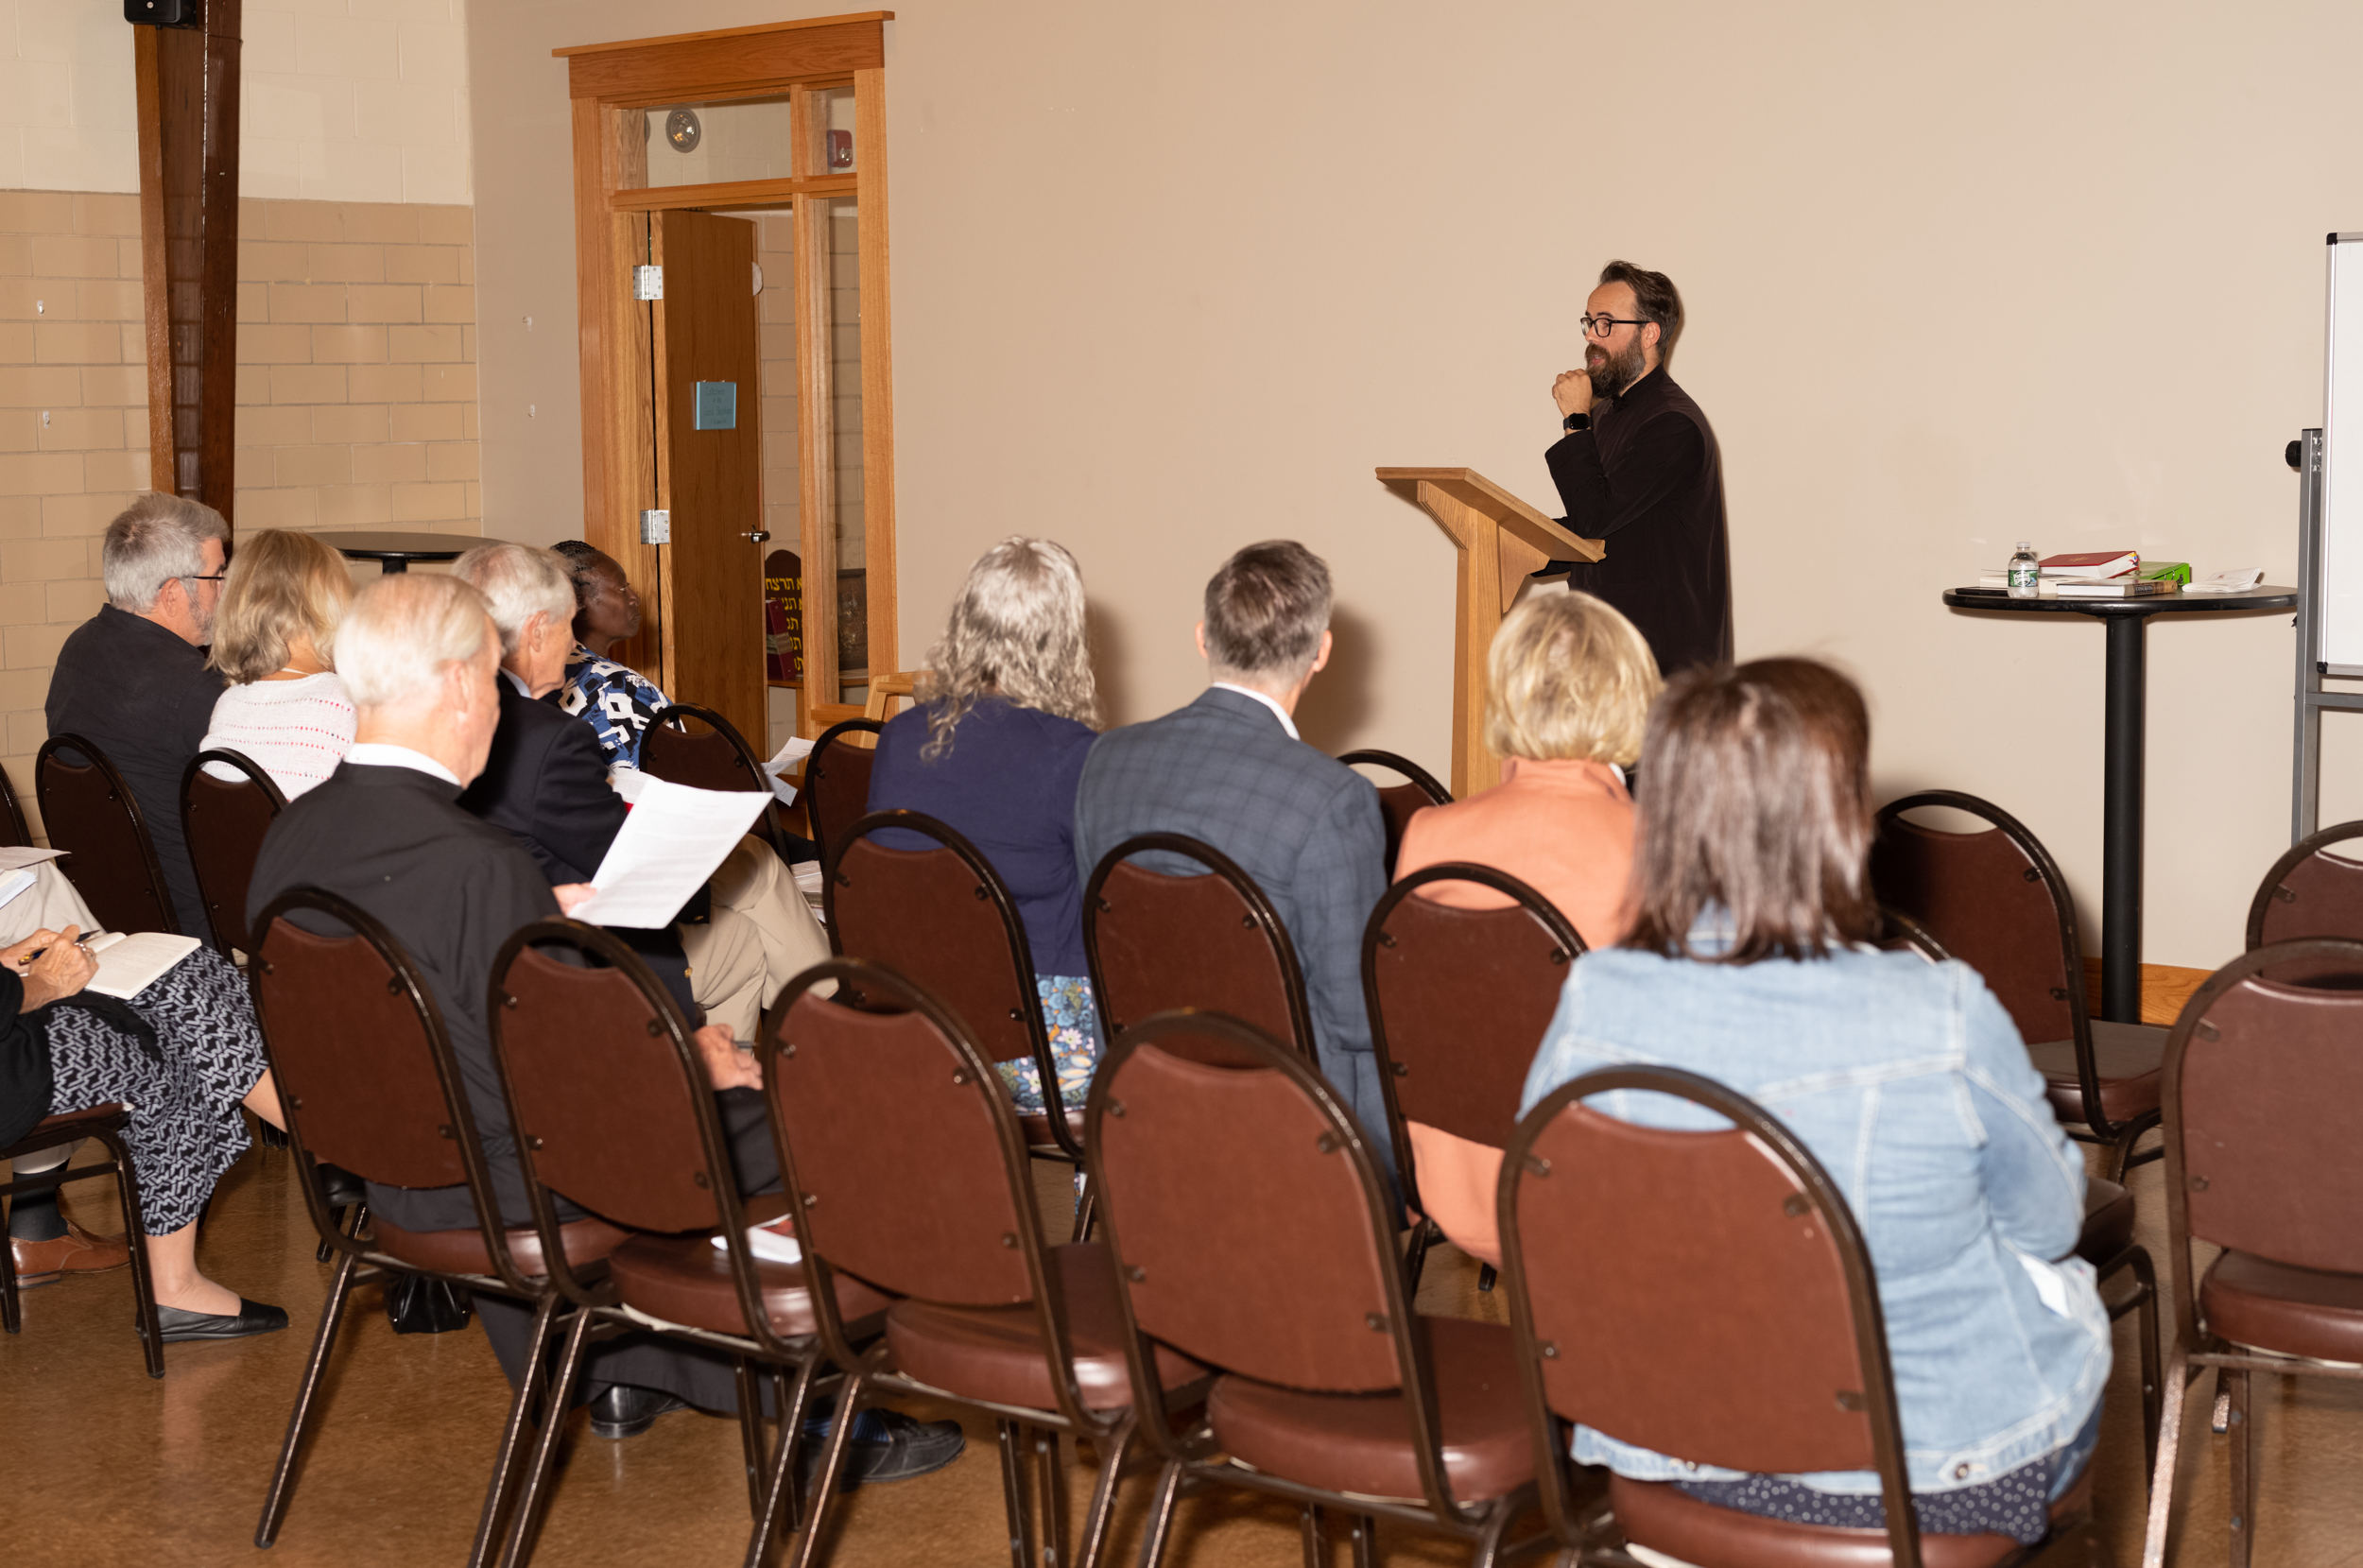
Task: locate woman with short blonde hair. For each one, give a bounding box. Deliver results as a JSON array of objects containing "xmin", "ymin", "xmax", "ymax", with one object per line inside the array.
[
  {"xmin": 1388, "ymin": 590, "xmax": 1663, "ymax": 1266},
  {"xmin": 198, "ymin": 530, "xmax": 357, "ymax": 799}
]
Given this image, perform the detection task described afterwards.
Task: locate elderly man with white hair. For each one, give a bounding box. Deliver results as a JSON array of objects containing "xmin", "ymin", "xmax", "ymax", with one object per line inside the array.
[
  {"xmin": 447, "ymin": 543, "xmax": 827, "ymax": 1042},
  {"xmin": 45, "ymin": 492, "xmax": 232, "ymax": 939},
  {"xmin": 245, "ymin": 574, "xmax": 961, "ymax": 1473}
]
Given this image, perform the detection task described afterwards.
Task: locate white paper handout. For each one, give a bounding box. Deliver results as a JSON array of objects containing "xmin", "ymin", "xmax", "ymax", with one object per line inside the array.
[
  {"xmin": 761, "ymin": 736, "xmax": 816, "ymax": 805},
  {"xmin": 2182, "ymin": 568, "xmax": 2266, "ymax": 594},
  {"xmin": 569, "ymin": 774, "xmax": 768, "ymax": 928}
]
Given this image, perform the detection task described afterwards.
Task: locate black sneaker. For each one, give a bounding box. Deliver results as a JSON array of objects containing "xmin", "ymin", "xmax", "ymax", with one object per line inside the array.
[
  {"xmin": 800, "ymin": 1407, "xmax": 966, "ymax": 1490},
  {"xmin": 589, "ymin": 1385, "xmax": 690, "ymax": 1439}
]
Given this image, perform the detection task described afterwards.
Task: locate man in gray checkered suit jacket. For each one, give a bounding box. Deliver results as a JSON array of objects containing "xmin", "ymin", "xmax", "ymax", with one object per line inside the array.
[{"xmin": 1074, "ymin": 542, "xmax": 1395, "ymax": 1184}]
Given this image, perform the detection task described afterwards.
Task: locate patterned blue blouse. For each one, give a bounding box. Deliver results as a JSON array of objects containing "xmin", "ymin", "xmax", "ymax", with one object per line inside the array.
[{"xmin": 556, "ymin": 645, "xmax": 671, "ymax": 770}]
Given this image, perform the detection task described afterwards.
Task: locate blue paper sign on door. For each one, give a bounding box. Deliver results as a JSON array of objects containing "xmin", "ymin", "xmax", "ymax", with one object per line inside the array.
[{"xmin": 694, "ymin": 381, "xmax": 737, "ymax": 430}]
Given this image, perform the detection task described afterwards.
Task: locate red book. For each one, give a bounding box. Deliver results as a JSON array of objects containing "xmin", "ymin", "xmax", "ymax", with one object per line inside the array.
[{"xmin": 2039, "ymin": 550, "xmax": 2138, "ymax": 578}]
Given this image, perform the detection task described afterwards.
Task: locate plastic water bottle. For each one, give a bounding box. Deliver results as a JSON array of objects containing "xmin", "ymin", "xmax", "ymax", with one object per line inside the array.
[{"xmin": 2008, "ymin": 541, "xmax": 2041, "ymax": 599}]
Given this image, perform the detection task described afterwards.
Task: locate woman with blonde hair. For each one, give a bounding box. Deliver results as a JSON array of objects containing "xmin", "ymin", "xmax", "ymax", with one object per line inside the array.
[
  {"xmin": 865, "ymin": 537, "xmax": 1104, "ymax": 1114},
  {"xmin": 1390, "ymin": 589, "xmax": 1661, "ymax": 1265},
  {"xmin": 198, "ymin": 529, "xmax": 357, "ymax": 798}
]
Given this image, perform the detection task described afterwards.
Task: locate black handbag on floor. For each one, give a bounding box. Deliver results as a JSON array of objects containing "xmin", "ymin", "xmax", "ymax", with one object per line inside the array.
[{"xmin": 385, "ymin": 1274, "xmax": 472, "ymax": 1335}]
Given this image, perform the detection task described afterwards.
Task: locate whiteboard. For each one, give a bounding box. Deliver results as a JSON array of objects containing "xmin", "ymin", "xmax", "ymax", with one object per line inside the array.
[{"xmin": 2323, "ymin": 235, "xmax": 2363, "ymax": 673}]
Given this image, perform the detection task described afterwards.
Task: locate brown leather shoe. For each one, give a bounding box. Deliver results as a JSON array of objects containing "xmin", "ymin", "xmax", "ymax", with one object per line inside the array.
[{"xmin": 10, "ymin": 1222, "xmax": 131, "ymax": 1288}]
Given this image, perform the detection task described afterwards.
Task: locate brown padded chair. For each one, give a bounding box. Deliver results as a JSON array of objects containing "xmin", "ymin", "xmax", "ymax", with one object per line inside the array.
[
  {"xmin": 35, "ymin": 732, "xmax": 178, "ymax": 936},
  {"xmin": 1338, "ymin": 749, "xmax": 1453, "ymax": 879},
  {"xmin": 1497, "ymin": 1064, "xmax": 2102, "ymax": 1568},
  {"xmin": 804, "ymin": 717, "xmax": 884, "ymax": 870},
  {"xmin": 180, "ymin": 748, "xmax": 286, "ymax": 958},
  {"xmin": 1363, "ymin": 861, "xmax": 1583, "ymax": 1288},
  {"xmin": 641, "ymin": 700, "xmax": 799, "ymax": 862},
  {"xmin": 1871, "ymin": 789, "xmax": 2165, "ymax": 1176},
  {"xmin": 0, "ymin": 762, "xmax": 31, "ymax": 847},
  {"xmin": 1083, "ymin": 833, "xmax": 1317, "ymax": 1061},
  {"xmin": 0, "ymin": 1104, "xmax": 164, "ymax": 1377},
  {"xmin": 2143, "ymin": 939, "xmax": 2363, "ymax": 1568},
  {"xmin": 764, "ymin": 959, "xmax": 1213, "ymax": 1568},
  {"xmin": 825, "ymin": 810, "xmax": 1090, "ymax": 1188},
  {"xmin": 488, "ymin": 918, "xmax": 888, "ymax": 1568},
  {"xmin": 2244, "ymin": 818, "xmax": 2363, "ymax": 951},
  {"xmin": 247, "ymin": 888, "xmax": 629, "ymax": 1568},
  {"xmin": 1087, "ymin": 1010, "xmax": 1548, "ymax": 1568}
]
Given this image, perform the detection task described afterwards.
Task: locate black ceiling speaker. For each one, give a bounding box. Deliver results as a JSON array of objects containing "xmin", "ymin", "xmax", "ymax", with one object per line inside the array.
[{"xmin": 126, "ymin": 0, "xmax": 202, "ymax": 26}]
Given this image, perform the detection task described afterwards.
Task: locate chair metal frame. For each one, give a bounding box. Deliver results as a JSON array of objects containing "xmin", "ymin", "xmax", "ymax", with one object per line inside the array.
[
  {"xmin": 0, "ymin": 760, "xmax": 31, "ymax": 847},
  {"xmin": 643, "ymin": 700, "xmax": 799, "ymax": 863},
  {"xmin": 824, "ymin": 808, "xmax": 1092, "ymax": 1176},
  {"xmin": 1361, "ymin": 861, "xmax": 1583, "ymax": 1290},
  {"xmin": 2242, "ymin": 818, "xmax": 2363, "ymax": 951},
  {"xmin": 2143, "ymin": 938, "xmax": 2363, "ymax": 1568},
  {"xmin": 1875, "ymin": 788, "xmax": 2162, "ymax": 1174},
  {"xmin": 486, "ymin": 916, "xmax": 847, "ymax": 1568},
  {"xmin": 0, "ymin": 1104, "xmax": 163, "ymax": 1377},
  {"xmin": 1498, "ymin": 1064, "xmax": 2098, "ymax": 1567},
  {"xmin": 805, "ymin": 716, "xmax": 886, "ymax": 870},
  {"xmin": 1338, "ymin": 749, "xmax": 1452, "ymax": 880},
  {"xmin": 1081, "ymin": 832, "xmax": 1318, "ymax": 1062},
  {"xmin": 1087, "ymin": 1008, "xmax": 1552, "ymax": 1568},
  {"xmin": 35, "ymin": 732, "xmax": 178, "ymax": 936},
  {"xmin": 768, "ymin": 957, "xmax": 1212, "ymax": 1568},
  {"xmin": 247, "ymin": 888, "xmax": 589, "ymax": 1566},
  {"xmin": 178, "ymin": 747, "xmax": 287, "ymax": 959}
]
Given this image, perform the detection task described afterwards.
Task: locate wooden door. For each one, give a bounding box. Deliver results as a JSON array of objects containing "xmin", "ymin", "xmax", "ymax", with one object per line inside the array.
[{"xmin": 655, "ymin": 209, "xmax": 767, "ymax": 749}]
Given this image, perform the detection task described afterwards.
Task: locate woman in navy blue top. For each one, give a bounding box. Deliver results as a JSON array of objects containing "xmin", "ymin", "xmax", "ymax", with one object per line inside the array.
[{"xmin": 867, "ymin": 538, "xmax": 1103, "ymax": 1111}]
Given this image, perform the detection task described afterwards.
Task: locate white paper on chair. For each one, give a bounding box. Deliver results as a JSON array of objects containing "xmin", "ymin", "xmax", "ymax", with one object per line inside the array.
[
  {"xmin": 0, "ymin": 868, "xmax": 34, "ymax": 909},
  {"xmin": 761, "ymin": 736, "xmax": 815, "ymax": 806},
  {"xmin": 568, "ymin": 775, "xmax": 768, "ymax": 928}
]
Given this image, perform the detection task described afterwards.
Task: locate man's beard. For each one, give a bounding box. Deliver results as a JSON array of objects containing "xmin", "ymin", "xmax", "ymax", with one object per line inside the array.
[{"xmin": 1586, "ymin": 334, "xmax": 1648, "ymax": 398}]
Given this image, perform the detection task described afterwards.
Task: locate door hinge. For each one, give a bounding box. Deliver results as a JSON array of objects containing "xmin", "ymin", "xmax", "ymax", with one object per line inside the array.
[
  {"xmin": 632, "ymin": 265, "xmax": 664, "ymax": 301},
  {"xmin": 640, "ymin": 508, "xmax": 670, "ymax": 543}
]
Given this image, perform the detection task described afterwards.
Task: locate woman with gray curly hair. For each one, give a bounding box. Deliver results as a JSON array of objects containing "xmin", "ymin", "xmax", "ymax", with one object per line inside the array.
[{"xmin": 865, "ymin": 537, "xmax": 1104, "ymax": 1114}]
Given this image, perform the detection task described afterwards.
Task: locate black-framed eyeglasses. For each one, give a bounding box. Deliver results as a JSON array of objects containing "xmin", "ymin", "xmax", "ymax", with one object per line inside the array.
[
  {"xmin": 1578, "ymin": 315, "xmax": 1649, "ymax": 339},
  {"xmin": 181, "ymin": 574, "xmax": 227, "ymax": 583}
]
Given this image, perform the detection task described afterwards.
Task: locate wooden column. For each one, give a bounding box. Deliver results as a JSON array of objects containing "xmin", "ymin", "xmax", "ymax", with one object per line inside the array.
[
  {"xmin": 853, "ymin": 66, "xmax": 897, "ymax": 681},
  {"xmin": 133, "ymin": 1, "xmax": 242, "ymax": 520},
  {"xmin": 791, "ymin": 85, "xmax": 839, "ymax": 702}
]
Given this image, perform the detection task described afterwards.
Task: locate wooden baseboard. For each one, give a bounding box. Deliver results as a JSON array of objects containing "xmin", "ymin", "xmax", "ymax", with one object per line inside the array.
[{"xmin": 2080, "ymin": 958, "xmax": 2212, "ymax": 1026}]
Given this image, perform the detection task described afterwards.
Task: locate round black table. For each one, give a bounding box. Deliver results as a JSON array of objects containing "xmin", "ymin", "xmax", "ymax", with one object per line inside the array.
[
  {"xmin": 310, "ymin": 530, "xmax": 489, "ymax": 574},
  {"xmin": 1940, "ymin": 586, "xmax": 2297, "ymax": 1023}
]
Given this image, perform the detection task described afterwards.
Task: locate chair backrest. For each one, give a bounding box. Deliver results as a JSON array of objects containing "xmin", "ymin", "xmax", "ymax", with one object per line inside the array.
[
  {"xmin": 1364, "ymin": 863, "xmax": 1582, "ymax": 1198},
  {"xmin": 0, "ymin": 765, "xmax": 31, "ymax": 848},
  {"xmin": 1088, "ymin": 1012, "xmax": 1415, "ymax": 1399},
  {"xmin": 1870, "ymin": 790, "xmax": 2083, "ymax": 1050},
  {"xmin": 2246, "ymin": 820, "xmax": 2363, "ymax": 950},
  {"xmin": 861, "ymin": 671, "xmax": 921, "ymax": 723},
  {"xmin": 35, "ymin": 733, "xmax": 177, "ymax": 936},
  {"xmin": 181, "ymin": 749, "xmax": 287, "ymax": 957},
  {"xmin": 806, "ymin": 718, "xmax": 884, "ymax": 864},
  {"xmin": 1339, "ymin": 749, "xmax": 1453, "ymax": 879},
  {"xmin": 2163, "ymin": 941, "xmax": 2363, "ymax": 1299},
  {"xmin": 1498, "ymin": 1064, "xmax": 1918, "ymax": 1564},
  {"xmin": 768, "ymin": 960, "xmax": 1041, "ymax": 1309},
  {"xmin": 825, "ymin": 810, "xmax": 1044, "ymax": 1071},
  {"xmin": 643, "ymin": 701, "xmax": 769, "ymax": 794},
  {"xmin": 1082, "ymin": 833, "xmax": 1315, "ymax": 1059},
  {"xmin": 250, "ymin": 887, "xmax": 521, "ymax": 1282}
]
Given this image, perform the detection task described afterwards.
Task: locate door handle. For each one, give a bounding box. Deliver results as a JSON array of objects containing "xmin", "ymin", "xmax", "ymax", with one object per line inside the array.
[{"xmin": 743, "ymin": 529, "xmax": 771, "ymax": 543}]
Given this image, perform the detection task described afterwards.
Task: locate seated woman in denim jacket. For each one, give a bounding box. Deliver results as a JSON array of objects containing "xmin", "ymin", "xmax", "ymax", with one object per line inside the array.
[
  {"xmin": 865, "ymin": 538, "xmax": 1104, "ymax": 1114},
  {"xmin": 1520, "ymin": 658, "xmax": 2109, "ymax": 1549}
]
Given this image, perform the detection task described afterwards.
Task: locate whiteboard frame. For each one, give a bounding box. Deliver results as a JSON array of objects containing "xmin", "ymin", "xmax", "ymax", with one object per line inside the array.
[{"xmin": 2320, "ymin": 233, "xmax": 2363, "ymax": 674}]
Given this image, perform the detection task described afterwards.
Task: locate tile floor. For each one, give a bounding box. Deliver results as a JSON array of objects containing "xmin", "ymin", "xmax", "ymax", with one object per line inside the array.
[{"xmin": 3, "ymin": 1138, "xmax": 2357, "ymax": 1567}]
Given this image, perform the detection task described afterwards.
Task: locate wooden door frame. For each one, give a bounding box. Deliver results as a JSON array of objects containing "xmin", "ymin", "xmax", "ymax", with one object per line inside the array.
[{"xmin": 557, "ymin": 12, "xmax": 898, "ymax": 719}]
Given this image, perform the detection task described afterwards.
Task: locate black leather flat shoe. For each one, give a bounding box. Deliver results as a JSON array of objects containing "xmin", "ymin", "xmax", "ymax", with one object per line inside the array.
[
  {"xmin": 589, "ymin": 1385, "xmax": 690, "ymax": 1439},
  {"xmin": 319, "ymin": 1163, "xmax": 367, "ymax": 1210},
  {"xmin": 146, "ymin": 1297, "xmax": 290, "ymax": 1343}
]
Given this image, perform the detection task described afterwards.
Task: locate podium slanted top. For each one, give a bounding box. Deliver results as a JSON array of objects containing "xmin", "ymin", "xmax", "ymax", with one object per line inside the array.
[{"xmin": 1375, "ymin": 468, "xmax": 1602, "ymax": 563}]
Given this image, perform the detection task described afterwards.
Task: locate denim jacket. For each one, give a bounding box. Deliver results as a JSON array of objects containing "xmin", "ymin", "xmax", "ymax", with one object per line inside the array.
[{"xmin": 1519, "ymin": 922, "xmax": 2111, "ymax": 1496}]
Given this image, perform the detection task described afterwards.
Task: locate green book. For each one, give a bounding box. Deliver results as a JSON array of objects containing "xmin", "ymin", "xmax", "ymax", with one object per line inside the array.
[{"xmin": 2139, "ymin": 561, "xmax": 2193, "ymax": 584}]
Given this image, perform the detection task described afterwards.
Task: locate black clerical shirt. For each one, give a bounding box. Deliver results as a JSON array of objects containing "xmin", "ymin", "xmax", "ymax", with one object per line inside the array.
[{"xmin": 1544, "ymin": 367, "xmax": 1733, "ymax": 676}]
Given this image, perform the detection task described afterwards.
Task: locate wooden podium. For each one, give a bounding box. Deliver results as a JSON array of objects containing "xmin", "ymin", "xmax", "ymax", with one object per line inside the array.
[{"xmin": 1376, "ymin": 468, "xmax": 1603, "ymax": 796}]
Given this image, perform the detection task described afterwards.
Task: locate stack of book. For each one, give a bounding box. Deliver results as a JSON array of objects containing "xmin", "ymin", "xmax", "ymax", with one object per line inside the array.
[{"xmin": 1975, "ymin": 550, "xmax": 2182, "ymax": 597}]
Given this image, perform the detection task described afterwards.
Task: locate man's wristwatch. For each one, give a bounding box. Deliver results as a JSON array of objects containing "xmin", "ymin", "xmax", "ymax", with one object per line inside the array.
[{"xmin": 1561, "ymin": 411, "xmax": 1591, "ymax": 433}]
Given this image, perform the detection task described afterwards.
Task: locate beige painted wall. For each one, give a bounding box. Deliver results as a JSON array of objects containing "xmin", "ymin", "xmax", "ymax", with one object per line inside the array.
[{"xmin": 465, "ymin": 1, "xmax": 2363, "ymax": 970}]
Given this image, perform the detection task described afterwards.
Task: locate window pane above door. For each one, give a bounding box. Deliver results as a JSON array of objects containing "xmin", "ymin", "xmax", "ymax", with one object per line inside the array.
[{"xmin": 633, "ymin": 95, "xmax": 798, "ymax": 188}]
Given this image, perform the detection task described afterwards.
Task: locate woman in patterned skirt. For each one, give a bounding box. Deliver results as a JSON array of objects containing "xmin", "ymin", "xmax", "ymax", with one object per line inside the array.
[
  {"xmin": 0, "ymin": 924, "xmax": 290, "ymax": 1342},
  {"xmin": 863, "ymin": 538, "xmax": 1105, "ymax": 1118}
]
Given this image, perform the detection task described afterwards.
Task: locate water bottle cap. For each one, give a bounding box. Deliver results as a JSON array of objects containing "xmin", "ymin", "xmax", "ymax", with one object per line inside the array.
[{"xmin": 2016, "ymin": 541, "xmax": 2031, "ymax": 550}]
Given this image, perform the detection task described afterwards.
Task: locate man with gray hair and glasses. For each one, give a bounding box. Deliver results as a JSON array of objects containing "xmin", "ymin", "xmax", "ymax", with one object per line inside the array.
[
  {"xmin": 1072, "ymin": 540, "xmax": 1396, "ymax": 1187},
  {"xmin": 44, "ymin": 491, "xmax": 232, "ymax": 938}
]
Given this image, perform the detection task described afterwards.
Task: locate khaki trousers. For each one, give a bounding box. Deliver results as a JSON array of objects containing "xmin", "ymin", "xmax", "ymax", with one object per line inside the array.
[{"xmin": 679, "ymin": 836, "xmax": 831, "ymax": 1041}]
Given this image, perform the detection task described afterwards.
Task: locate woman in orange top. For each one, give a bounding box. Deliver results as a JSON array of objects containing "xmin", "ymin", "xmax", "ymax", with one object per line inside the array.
[{"xmin": 1390, "ymin": 590, "xmax": 1661, "ymax": 1264}]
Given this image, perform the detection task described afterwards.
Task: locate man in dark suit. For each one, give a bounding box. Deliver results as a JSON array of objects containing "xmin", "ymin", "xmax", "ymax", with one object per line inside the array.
[
  {"xmin": 44, "ymin": 492, "xmax": 231, "ymax": 938},
  {"xmin": 247, "ymin": 574, "xmax": 958, "ymax": 1474},
  {"xmin": 1072, "ymin": 541, "xmax": 1395, "ymax": 1181}
]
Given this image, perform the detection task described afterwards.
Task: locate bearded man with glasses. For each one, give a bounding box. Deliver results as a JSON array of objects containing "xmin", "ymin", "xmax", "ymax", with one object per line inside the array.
[{"xmin": 1533, "ymin": 259, "xmax": 1732, "ymax": 678}]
